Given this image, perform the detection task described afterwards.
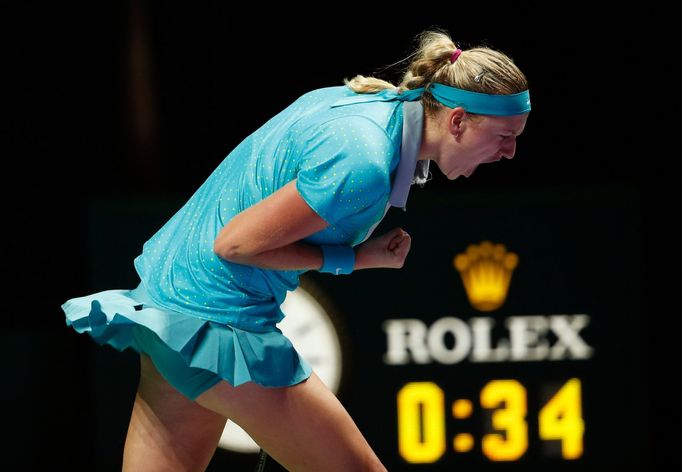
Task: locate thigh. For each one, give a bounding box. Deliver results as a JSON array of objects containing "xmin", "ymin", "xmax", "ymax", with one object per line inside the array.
[
  {"xmin": 123, "ymin": 353, "xmax": 228, "ymax": 472},
  {"xmin": 194, "ymin": 372, "xmax": 387, "ymax": 472},
  {"xmin": 133, "ymin": 325, "xmax": 223, "ymax": 401}
]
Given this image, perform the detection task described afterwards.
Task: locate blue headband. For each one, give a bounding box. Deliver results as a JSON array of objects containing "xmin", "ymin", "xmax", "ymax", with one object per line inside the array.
[
  {"xmin": 332, "ymin": 83, "xmax": 531, "ymax": 115},
  {"xmin": 394, "ymin": 83, "xmax": 531, "ymax": 116}
]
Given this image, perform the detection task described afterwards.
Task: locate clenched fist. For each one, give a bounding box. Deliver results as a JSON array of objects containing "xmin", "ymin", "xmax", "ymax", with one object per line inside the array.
[{"xmin": 355, "ymin": 227, "xmax": 412, "ymax": 270}]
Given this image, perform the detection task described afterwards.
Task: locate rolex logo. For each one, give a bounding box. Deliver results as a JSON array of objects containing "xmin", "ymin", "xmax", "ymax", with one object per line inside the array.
[{"xmin": 453, "ymin": 241, "xmax": 518, "ymax": 312}]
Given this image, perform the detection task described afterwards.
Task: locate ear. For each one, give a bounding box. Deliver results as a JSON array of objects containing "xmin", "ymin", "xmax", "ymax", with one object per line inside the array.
[{"xmin": 447, "ymin": 107, "xmax": 467, "ymax": 137}]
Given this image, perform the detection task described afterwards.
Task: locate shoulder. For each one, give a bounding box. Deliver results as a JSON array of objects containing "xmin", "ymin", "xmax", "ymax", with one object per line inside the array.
[
  {"xmin": 296, "ymin": 115, "xmax": 394, "ymax": 192},
  {"xmin": 304, "ymin": 114, "xmax": 394, "ymax": 153}
]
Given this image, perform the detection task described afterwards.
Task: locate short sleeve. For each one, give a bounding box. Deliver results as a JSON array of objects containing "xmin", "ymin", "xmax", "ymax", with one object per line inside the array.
[{"xmin": 295, "ymin": 116, "xmax": 393, "ymax": 227}]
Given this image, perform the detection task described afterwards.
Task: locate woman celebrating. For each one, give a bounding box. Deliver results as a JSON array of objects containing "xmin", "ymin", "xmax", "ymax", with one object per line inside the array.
[{"xmin": 62, "ymin": 29, "xmax": 530, "ymax": 471}]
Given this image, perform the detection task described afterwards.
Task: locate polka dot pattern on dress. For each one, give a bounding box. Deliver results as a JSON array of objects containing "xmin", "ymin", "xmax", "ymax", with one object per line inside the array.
[{"xmin": 133, "ymin": 86, "xmax": 404, "ymax": 329}]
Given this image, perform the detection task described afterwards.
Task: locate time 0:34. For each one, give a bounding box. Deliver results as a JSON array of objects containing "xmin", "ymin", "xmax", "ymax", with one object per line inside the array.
[{"xmin": 397, "ymin": 378, "xmax": 583, "ymax": 462}]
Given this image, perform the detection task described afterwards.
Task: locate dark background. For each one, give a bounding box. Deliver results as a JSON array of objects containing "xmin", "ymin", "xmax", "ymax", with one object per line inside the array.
[{"xmin": 2, "ymin": 1, "xmax": 672, "ymax": 469}]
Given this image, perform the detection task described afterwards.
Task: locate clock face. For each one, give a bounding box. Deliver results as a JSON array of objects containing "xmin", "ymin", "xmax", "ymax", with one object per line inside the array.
[{"xmin": 218, "ymin": 280, "xmax": 344, "ymax": 453}]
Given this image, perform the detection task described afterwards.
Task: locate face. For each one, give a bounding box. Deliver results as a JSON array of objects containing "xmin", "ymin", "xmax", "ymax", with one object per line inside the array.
[{"xmin": 437, "ymin": 108, "xmax": 529, "ymax": 180}]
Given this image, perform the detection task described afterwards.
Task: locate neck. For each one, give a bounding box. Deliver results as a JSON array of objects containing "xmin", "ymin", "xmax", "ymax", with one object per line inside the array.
[{"xmin": 418, "ymin": 112, "xmax": 441, "ymax": 162}]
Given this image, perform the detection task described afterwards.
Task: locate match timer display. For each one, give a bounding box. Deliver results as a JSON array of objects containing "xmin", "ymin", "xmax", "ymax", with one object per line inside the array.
[{"xmin": 397, "ymin": 378, "xmax": 583, "ymax": 463}]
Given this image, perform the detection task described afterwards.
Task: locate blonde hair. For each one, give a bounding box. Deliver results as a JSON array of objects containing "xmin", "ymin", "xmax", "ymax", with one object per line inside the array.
[{"xmin": 343, "ymin": 28, "xmax": 529, "ymax": 118}]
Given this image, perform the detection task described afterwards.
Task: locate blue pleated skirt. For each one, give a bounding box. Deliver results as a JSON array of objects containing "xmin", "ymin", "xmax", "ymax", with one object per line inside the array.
[{"xmin": 61, "ymin": 281, "xmax": 313, "ymax": 400}]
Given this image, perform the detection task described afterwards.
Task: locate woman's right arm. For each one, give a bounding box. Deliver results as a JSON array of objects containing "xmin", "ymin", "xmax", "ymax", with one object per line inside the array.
[{"xmin": 213, "ymin": 179, "xmax": 411, "ymax": 271}]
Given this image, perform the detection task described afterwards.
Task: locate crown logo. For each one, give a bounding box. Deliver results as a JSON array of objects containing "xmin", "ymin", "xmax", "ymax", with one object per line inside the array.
[{"xmin": 453, "ymin": 241, "xmax": 518, "ymax": 312}]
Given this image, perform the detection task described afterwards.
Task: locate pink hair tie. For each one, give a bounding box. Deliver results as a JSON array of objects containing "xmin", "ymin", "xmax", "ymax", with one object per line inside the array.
[{"xmin": 450, "ymin": 48, "xmax": 462, "ymax": 63}]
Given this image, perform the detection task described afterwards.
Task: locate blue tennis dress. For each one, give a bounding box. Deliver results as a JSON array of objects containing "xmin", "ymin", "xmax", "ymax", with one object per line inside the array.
[{"xmin": 61, "ymin": 85, "xmax": 430, "ymax": 393}]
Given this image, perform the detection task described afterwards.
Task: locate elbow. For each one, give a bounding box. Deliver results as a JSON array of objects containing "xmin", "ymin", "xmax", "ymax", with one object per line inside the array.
[
  {"xmin": 214, "ymin": 216, "xmax": 262, "ymax": 262},
  {"xmin": 213, "ymin": 237, "xmax": 254, "ymax": 262},
  {"xmin": 213, "ymin": 238, "xmax": 237, "ymax": 261}
]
